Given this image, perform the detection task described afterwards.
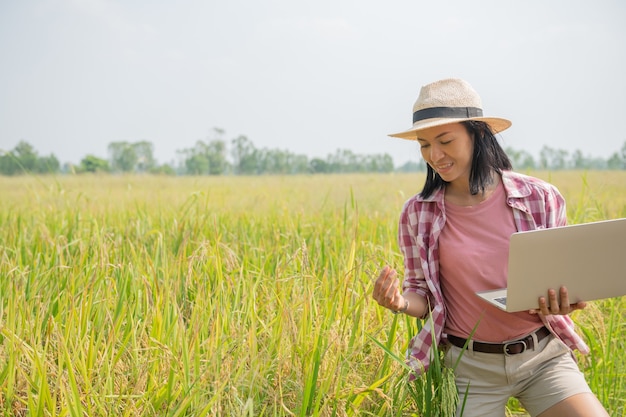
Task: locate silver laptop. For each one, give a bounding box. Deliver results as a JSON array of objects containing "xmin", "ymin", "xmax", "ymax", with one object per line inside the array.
[{"xmin": 476, "ymin": 218, "xmax": 626, "ymax": 312}]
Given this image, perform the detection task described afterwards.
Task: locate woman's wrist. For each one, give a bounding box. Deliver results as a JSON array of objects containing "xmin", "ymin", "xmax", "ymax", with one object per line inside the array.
[{"xmin": 391, "ymin": 297, "xmax": 410, "ymax": 315}]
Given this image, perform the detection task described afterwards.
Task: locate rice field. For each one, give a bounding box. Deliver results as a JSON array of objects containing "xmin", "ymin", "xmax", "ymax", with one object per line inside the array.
[{"xmin": 0, "ymin": 171, "xmax": 625, "ymax": 416}]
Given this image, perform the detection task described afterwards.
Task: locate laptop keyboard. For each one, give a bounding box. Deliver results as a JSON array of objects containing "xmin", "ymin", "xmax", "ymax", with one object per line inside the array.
[{"xmin": 494, "ymin": 296, "xmax": 507, "ymax": 306}]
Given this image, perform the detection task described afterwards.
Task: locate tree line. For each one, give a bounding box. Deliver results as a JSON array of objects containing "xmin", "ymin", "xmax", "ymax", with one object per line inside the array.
[{"xmin": 1, "ymin": 129, "xmax": 625, "ymax": 176}]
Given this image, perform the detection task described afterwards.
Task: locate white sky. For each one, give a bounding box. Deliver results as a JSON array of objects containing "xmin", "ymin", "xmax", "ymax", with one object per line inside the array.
[{"xmin": 1, "ymin": 0, "xmax": 625, "ymax": 166}]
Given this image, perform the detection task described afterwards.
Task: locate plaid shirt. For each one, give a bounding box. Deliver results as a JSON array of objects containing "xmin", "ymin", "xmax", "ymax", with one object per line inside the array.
[{"xmin": 399, "ymin": 170, "xmax": 590, "ymax": 376}]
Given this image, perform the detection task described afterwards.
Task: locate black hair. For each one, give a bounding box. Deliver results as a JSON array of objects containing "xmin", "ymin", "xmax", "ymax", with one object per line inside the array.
[{"xmin": 419, "ymin": 121, "xmax": 512, "ymax": 199}]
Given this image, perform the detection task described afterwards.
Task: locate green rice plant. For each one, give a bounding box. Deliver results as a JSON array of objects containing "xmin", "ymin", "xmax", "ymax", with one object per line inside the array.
[
  {"xmin": 0, "ymin": 172, "xmax": 624, "ymax": 416},
  {"xmin": 575, "ymin": 299, "xmax": 626, "ymax": 416}
]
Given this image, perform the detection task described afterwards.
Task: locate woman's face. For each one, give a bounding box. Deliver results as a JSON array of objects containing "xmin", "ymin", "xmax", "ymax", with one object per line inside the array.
[{"xmin": 417, "ymin": 122, "xmax": 474, "ymax": 185}]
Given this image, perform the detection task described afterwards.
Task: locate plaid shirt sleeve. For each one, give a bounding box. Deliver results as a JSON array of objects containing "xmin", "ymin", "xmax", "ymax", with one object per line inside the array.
[
  {"xmin": 398, "ymin": 194, "xmax": 447, "ymax": 376},
  {"xmin": 398, "ymin": 198, "xmax": 430, "ymax": 300}
]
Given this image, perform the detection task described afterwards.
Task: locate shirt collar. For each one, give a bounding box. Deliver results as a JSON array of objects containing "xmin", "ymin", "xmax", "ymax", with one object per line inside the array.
[{"xmin": 501, "ymin": 170, "xmax": 532, "ymax": 199}]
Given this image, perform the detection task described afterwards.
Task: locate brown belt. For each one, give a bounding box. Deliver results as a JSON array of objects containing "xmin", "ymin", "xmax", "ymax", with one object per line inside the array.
[{"xmin": 447, "ymin": 327, "xmax": 551, "ymax": 355}]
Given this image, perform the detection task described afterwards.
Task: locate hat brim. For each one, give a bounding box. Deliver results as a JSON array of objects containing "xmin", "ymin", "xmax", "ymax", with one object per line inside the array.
[{"xmin": 388, "ymin": 117, "xmax": 512, "ymax": 140}]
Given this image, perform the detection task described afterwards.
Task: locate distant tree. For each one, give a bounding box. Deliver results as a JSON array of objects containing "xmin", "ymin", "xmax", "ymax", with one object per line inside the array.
[
  {"xmin": 378, "ymin": 154, "xmax": 394, "ymax": 172},
  {"xmin": 538, "ymin": 146, "xmax": 550, "ymax": 169},
  {"xmin": 606, "ymin": 142, "xmax": 625, "ymax": 170},
  {"xmin": 0, "ymin": 149, "xmax": 20, "ymax": 175},
  {"xmin": 601, "ymin": 141, "xmax": 626, "ymax": 170},
  {"xmin": 79, "ymin": 155, "xmax": 110, "ymax": 173},
  {"xmin": 327, "ymin": 149, "xmax": 358, "ymax": 172},
  {"xmin": 184, "ymin": 152, "xmax": 210, "ymax": 175},
  {"xmin": 519, "ymin": 151, "xmax": 536, "ymax": 170},
  {"xmin": 206, "ymin": 139, "xmax": 228, "ymax": 175},
  {"xmin": 310, "ymin": 158, "xmax": 329, "ymax": 173},
  {"xmin": 607, "ymin": 153, "xmax": 622, "ymax": 169},
  {"xmin": 231, "ymin": 135, "xmax": 258, "ymax": 175},
  {"xmin": 13, "ymin": 141, "xmax": 38, "ymax": 171},
  {"xmin": 339, "ymin": 149, "xmax": 359, "ymax": 172},
  {"xmin": 556, "ymin": 149, "xmax": 570, "ymax": 169},
  {"xmin": 396, "ymin": 160, "xmax": 426, "ymax": 172},
  {"xmin": 149, "ymin": 164, "xmax": 176, "ymax": 175},
  {"xmin": 108, "ymin": 141, "xmax": 138, "ymax": 172},
  {"xmin": 178, "ymin": 133, "xmax": 229, "ymax": 176},
  {"xmin": 506, "ymin": 147, "xmax": 535, "ymax": 170},
  {"xmin": 321, "ymin": 149, "xmax": 395, "ymax": 173},
  {"xmin": 35, "ymin": 154, "xmax": 60, "ymax": 173},
  {"xmin": 365, "ymin": 153, "xmax": 394, "ymax": 173},
  {"xmin": 0, "ymin": 141, "xmax": 60, "ymax": 175},
  {"xmin": 290, "ymin": 154, "xmax": 310, "ymax": 174},
  {"xmin": 539, "ymin": 146, "xmax": 569, "ymax": 170},
  {"xmin": 571, "ymin": 150, "xmax": 587, "ymax": 169},
  {"xmin": 258, "ymin": 148, "xmax": 295, "ymax": 174},
  {"xmin": 133, "ymin": 141, "xmax": 156, "ymax": 172},
  {"xmin": 505, "ymin": 147, "xmax": 522, "ymax": 166}
]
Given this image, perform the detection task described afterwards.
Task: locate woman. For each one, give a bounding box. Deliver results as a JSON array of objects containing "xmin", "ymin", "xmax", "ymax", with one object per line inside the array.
[{"xmin": 373, "ymin": 78, "xmax": 608, "ymax": 416}]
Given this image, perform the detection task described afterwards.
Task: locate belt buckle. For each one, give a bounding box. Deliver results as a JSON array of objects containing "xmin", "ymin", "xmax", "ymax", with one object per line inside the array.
[{"xmin": 503, "ymin": 340, "xmax": 527, "ymax": 356}]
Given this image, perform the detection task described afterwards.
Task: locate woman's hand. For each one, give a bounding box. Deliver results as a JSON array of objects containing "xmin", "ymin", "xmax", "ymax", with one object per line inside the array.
[
  {"xmin": 373, "ymin": 265, "xmax": 407, "ymax": 312},
  {"xmin": 530, "ymin": 286, "xmax": 587, "ymax": 316}
]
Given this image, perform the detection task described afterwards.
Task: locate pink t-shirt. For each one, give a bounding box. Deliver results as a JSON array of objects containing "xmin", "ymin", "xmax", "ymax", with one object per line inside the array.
[{"xmin": 439, "ymin": 180, "xmax": 542, "ymax": 342}]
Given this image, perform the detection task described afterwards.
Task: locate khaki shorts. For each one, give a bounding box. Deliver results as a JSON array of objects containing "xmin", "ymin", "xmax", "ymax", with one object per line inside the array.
[{"xmin": 444, "ymin": 333, "xmax": 592, "ymax": 417}]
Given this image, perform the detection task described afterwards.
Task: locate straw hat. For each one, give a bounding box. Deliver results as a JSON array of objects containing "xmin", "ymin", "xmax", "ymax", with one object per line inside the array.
[{"xmin": 389, "ymin": 78, "xmax": 511, "ymax": 140}]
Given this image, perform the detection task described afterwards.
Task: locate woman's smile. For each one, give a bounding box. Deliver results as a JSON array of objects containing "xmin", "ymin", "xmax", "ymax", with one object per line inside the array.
[{"xmin": 434, "ymin": 162, "xmax": 453, "ymax": 174}]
